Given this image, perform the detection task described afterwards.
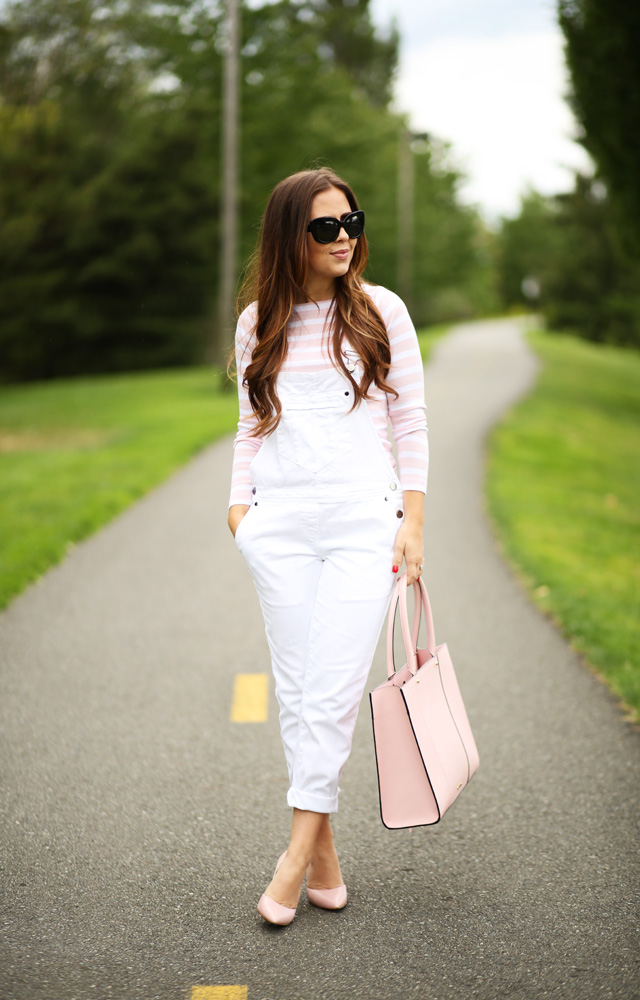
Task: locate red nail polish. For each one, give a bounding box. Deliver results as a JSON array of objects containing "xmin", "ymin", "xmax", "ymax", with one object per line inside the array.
[{"xmin": 392, "ymin": 565, "xmax": 399, "ymax": 573}]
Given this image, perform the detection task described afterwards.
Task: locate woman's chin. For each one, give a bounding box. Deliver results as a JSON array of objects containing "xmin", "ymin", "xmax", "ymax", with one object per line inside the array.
[{"xmin": 331, "ymin": 259, "xmax": 352, "ymax": 277}]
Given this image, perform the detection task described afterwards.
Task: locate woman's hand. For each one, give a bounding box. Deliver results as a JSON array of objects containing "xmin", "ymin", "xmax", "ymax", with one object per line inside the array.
[
  {"xmin": 228, "ymin": 503, "xmax": 250, "ymax": 537},
  {"xmin": 393, "ymin": 491, "xmax": 425, "ymax": 585}
]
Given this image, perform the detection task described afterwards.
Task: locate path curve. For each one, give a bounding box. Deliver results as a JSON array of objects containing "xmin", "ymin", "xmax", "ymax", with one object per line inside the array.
[{"xmin": 1, "ymin": 317, "xmax": 638, "ymax": 1000}]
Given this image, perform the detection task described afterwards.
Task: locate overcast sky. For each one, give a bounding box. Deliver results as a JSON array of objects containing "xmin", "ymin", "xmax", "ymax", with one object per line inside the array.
[{"xmin": 369, "ymin": 0, "xmax": 592, "ymax": 222}]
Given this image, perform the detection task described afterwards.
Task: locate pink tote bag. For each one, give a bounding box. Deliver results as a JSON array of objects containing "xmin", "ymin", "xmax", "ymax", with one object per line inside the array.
[{"xmin": 369, "ymin": 573, "xmax": 479, "ymax": 829}]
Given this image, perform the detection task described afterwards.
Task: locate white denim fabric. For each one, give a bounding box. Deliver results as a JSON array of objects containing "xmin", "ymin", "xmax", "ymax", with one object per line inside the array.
[{"xmin": 235, "ymin": 366, "xmax": 404, "ymax": 813}]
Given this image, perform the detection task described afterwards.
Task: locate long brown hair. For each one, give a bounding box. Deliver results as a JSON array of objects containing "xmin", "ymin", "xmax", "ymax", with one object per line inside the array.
[{"xmin": 234, "ymin": 167, "xmax": 397, "ymax": 436}]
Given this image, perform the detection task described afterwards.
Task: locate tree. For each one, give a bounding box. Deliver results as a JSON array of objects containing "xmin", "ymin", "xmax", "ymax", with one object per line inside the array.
[
  {"xmin": 410, "ymin": 146, "xmax": 499, "ymax": 325},
  {"xmin": 316, "ymin": 0, "xmax": 399, "ymax": 108},
  {"xmin": 0, "ymin": 0, "xmax": 223, "ymax": 379},
  {"xmin": 0, "ymin": 0, "xmax": 496, "ymax": 381},
  {"xmin": 544, "ymin": 175, "xmax": 640, "ymax": 346},
  {"xmin": 495, "ymin": 177, "xmax": 640, "ymax": 347},
  {"xmin": 558, "ymin": 0, "xmax": 640, "ymax": 259},
  {"xmin": 496, "ymin": 189, "xmax": 561, "ymax": 309}
]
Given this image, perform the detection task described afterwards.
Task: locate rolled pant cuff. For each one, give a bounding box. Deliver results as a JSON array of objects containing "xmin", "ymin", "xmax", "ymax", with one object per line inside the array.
[{"xmin": 287, "ymin": 787, "xmax": 339, "ymax": 813}]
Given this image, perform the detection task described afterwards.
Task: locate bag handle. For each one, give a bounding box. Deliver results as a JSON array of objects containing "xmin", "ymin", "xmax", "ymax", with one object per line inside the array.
[
  {"xmin": 386, "ymin": 572, "xmax": 437, "ymax": 679},
  {"xmin": 386, "ymin": 574, "xmax": 421, "ymax": 676}
]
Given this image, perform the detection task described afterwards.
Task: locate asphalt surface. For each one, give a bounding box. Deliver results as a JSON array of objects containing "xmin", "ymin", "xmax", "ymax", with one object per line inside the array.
[{"xmin": 1, "ymin": 317, "xmax": 639, "ymax": 1000}]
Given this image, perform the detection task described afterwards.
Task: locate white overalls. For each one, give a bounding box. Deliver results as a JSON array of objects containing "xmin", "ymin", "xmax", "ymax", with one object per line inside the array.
[{"xmin": 234, "ymin": 364, "xmax": 404, "ymax": 813}]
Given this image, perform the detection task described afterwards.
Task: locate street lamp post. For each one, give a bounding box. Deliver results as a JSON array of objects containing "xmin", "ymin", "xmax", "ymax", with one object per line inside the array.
[
  {"xmin": 397, "ymin": 129, "xmax": 430, "ymax": 317},
  {"xmin": 217, "ymin": 0, "xmax": 240, "ymax": 374},
  {"xmin": 397, "ymin": 127, "xmax": 414, "ymax": 312}
]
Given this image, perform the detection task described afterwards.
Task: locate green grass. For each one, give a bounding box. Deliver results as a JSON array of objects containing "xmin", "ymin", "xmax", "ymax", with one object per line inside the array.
[
  {"xmin": 0, "ymin": 367, "xmax": 238, "ymax": 610},
  {"xmin": 486, "ymin": 329, "xmax": 640, "ymax": 722},
  {"xmin": 0, "ymin": 322, "xmax": 446, "ymax": 612}
]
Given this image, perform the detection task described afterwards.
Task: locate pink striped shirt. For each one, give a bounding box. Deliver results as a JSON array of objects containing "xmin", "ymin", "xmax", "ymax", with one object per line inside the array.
[{"xmin": 229, "ymin": 283, "xmax": 428, "ymax": 507}]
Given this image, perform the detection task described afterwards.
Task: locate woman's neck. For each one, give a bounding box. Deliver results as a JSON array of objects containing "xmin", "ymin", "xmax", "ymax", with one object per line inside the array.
[{"xmin": 302, "ymin": 275, "xmax": 336, "ymax": 303}]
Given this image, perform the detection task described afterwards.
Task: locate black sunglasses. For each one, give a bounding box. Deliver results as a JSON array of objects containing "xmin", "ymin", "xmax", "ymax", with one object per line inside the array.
[{"xmin": 307, "ymin": 210, "xmax": 365, "ymax": 244}]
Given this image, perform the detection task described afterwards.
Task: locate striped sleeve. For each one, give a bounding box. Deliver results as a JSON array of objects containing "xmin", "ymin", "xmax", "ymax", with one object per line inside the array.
[
  {"xmin": 228, "ymin": 304, "xmax": 263, "ymax": 508},
  {"xmin": 378, "ymin": 290, "xmax": 429, "ymax": 494}
]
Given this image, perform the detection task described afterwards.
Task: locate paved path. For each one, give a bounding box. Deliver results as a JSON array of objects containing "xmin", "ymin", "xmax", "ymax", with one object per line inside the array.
[{"xmin": 1, "ymin": 318, "xmax": 639, "ymax": 1000}]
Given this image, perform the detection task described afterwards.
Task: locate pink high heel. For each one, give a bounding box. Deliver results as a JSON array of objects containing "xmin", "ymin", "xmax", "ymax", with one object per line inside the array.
[
  {"xmin": 306, "ymin": 883, "xmax": 348, "ymax": 910},
  {"xmin": 257, "ymin": 851, "xmax": 297, "ymax": 926}
]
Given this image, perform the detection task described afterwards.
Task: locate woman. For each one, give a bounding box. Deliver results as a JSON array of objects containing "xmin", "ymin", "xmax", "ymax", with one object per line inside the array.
[{"xmin": 228, "ymin": 167, "xmax": 428, "ymax": 925}]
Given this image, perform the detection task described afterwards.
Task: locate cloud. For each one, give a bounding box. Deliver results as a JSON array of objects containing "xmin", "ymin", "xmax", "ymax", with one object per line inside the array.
[
  {"xmin": 372, "ymin": 0, "xmax": 554, "ymax": 45},
  {"xmin": 393, "ymin": 29, "xmax": 593, "ymax": 220}
]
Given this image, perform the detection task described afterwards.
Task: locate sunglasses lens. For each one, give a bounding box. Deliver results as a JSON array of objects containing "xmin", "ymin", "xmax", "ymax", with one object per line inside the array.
[
  {"xmin": 313, "ymin": 220, "xmax": 340, "ymax": 243},
  {"xmin": 343, "ymin": 213, "xmax": 364, "ymax": 238}
]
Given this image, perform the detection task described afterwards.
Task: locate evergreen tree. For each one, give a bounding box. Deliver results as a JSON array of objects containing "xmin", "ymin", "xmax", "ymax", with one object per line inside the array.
[
  {"xmin": 545, "ymin": 175, "xmax": 640, "ymax": 346},
  {"xmin": 559, "ymin": 0, "xmax": 640, "ymax": 259},
  {"xmin": 496, "ymin": 177, "xmax": 640, "ymax": 347},
  {"xmin": 0, "ymin": 0, "xmax": 495, "ymax": 380},
  {"xmin": 497, "ymin": 190, "xmax": 561, "ymax": 309}
]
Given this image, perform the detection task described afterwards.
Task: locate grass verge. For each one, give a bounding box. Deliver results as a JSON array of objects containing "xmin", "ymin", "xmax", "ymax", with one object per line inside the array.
[
  {"xmin": 485, "ymin": 328, "xmax": 640, "ymax": 723},
  {"xmin": 0, "ymin": 367, "xmax": 237, "ymax": 611},
  {"xmin": 0, "ymin": 322, "xmax": 446, "ymax": 612}
]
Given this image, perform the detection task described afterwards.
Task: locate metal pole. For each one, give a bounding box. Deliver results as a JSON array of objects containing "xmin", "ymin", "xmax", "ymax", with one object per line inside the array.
[
  {"xmin": 397, "ymin": 127, "xmax": 414, "ymax": 313},
  {"xmin": 217, "ymin": 0, "xmax": 240, "ymax": 371}
]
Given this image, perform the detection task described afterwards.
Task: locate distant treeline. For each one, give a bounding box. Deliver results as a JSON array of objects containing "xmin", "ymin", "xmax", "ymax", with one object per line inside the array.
[
  {"xmin": 0, "ymin": 0, "xmax": 638, "ymax": 383},
  {"xmin": 497, "ymin": 0, "xmax": 640, "ymax": 348},
  {"xmin": 0, "ymin": 0, "xmax": 497, "ymax": 382},
  {"xmin": 497, "ymin": 176, "xmax": 640, "ymax": 348}
]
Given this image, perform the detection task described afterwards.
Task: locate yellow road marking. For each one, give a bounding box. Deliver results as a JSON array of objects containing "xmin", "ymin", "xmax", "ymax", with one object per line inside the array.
[
  {"xmin": 191, "ymin": 987, "xmax": 248, "ymax": 1000},
  {"xmin": 230, "ymin": 673, "xmax": 268, "ymax": 722}
]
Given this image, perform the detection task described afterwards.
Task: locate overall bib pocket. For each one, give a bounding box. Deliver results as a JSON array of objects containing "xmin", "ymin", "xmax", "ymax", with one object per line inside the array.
[{"xmin": 276, "ymin": 396, "xmax": 352, "ymax": 473}]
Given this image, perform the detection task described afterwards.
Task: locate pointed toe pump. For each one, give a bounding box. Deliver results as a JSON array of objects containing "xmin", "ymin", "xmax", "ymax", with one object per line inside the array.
[
  {"xmin": 256, "ymin": 892, "xmax": 297, "ymax": 926},
  {"xmin": 257, "ymin": 851, "xmax": 298, "ymax": 926},
  {"xmin": 306, "ymin": 883, "xmax": 348, "ymax": 910}
]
